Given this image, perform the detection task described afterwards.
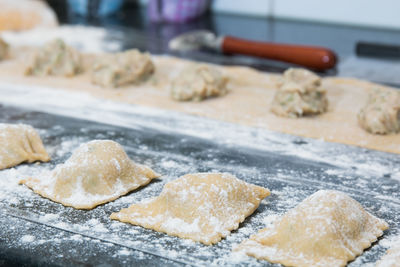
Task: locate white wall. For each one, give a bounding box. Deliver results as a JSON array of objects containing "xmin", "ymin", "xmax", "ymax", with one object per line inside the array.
[
  {"xmin": 211, "ymin": 0, "xmax": 400, "ymax": 29},
  {"xmin": 211, "ymin": 0, "xmax": 272, "ymax": 17},
  {"xmin": 139, "ymin": 0, "xmax": 400, "ymax": 29}
]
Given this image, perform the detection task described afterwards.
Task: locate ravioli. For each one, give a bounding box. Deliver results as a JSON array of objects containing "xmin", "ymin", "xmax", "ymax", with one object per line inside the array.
[
  {"xmin": 110, "ymin": 172, "xmax": 270, "ymax": 245},
  {"xmin": 91, "ymin": 49, "xmax": 154, "ymax": 87},
  {"xmin": 170, "ymin": 64, "xmax": 228, "ymax": 101},
  {"xmin": 236, "ymin": 190, "xmax": 388, "ymax": 267},
  {"xmin": 20, "ymin": 140, "xmax": 159, "ymax": 209},
  {"xmin": 271, "ymin": 68, "xmax": 328, "ymax": 118},
  {"xmin": 25, "ymin": 38, "xmax": 82, "ymax": 77},
  {"xmin": 0, "ymin": 123, "xmax": 50, "ymax": 170}
]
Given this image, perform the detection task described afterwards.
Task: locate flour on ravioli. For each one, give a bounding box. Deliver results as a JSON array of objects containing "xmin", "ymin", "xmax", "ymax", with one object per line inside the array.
[
  {"xmin": 0, "ymin": 123, "xmax": 50, "ymax": 170},
  {"xmin": 236, "ymin": 190, "xmax": 388, "ymax": 267},
  {"xmin": 110, "ymin": 172, "xmax": 270, "ymax": 245},
  {"xmin": 20, "ymin": 140, "xmax": 159, "ymax": 209}
]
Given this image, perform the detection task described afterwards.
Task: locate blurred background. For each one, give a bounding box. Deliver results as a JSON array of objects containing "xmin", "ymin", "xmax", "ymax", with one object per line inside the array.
[{"xmin": 2, "ymin": 0, "xmax": 400, "ymax": 83}]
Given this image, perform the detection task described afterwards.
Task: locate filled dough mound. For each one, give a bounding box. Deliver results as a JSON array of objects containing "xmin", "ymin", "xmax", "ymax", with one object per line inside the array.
[
  {"xmin": 91, "ymin": 49, "xmax": 155, "ymax": 87},
  {"xmin": 110, "ymin": 172, "xmax": 270, "ymax": 245},
  {"xmin": 0, "ymin": 38, "xmax": 8, "ymax": 60},
  {"xmin": 271, "ymin": 68, "xmax": 328, "ymax": 118},
  {"xmin": 20, "ymin": 140, "xmax": 160, "ymax": 209},
  {"xmin": 170, "ymin": 64, "xmax": 228, "ymax": 101},
  {"xmin": 236, "ymin": 190, "xmax": 388, "ymax": 267},
  {"xmin": 25, "ymin": 38, "xmax": 82, "ymax": 77},
  {"xmin": 358, "ymin": 88, "xmax": 400, "ymax": 135},
  {"xmin": 0, "ymin": 123, "xmax": 50, "ymax": 170}
]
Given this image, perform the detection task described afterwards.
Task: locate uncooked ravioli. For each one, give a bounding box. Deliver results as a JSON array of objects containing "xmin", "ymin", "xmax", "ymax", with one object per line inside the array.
[
  {"xmin": 110, "ymin": 172, "xmax": 270, "ymax": 245},
  {"xmin": 236, "ymin": 190, "xmax": 388, "ymax": 267},
  {"xmin": 0, "ymin": 123, "xmax": 50, "ymax": 170},
  {"xmin": 20, "ymin": 140, "xmax": 160, "ymax": 209}
]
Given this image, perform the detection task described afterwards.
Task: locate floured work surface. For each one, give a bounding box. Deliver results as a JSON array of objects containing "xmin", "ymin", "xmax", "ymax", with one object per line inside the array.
[
  {"xmin": 0, "ymin": 49, "xmax": 399, "ymax": 154},
  {"xmin": 0, "ymin": 103, "xmax": 399, "ymax": 266}
]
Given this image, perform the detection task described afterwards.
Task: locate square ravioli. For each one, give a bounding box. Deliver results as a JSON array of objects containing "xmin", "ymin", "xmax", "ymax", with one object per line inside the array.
[
  {"xmin": 110, "ymin": 172, "xmax": 270, "ymax": 245},
  {"xmin": 236, "ymin": 190, "xmax": 388, "ymax": 267},
  {"xmin": 0, "ymin": 123, "xmax": 50, "ymax": 170}
]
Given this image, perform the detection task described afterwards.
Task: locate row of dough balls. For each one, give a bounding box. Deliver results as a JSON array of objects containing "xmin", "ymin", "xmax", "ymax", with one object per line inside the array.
[
  {"xmin": 2, "ymin": 38, "xmax": 397, "ymax": 135},
  {"xmin": 273, "ymin": 68, "xmax": 400, "ymax": 135},
  {"xmin": 0, "ymin": 37, "xmax": 226, "ymax": 102},
  {"xmin": 0, "ymin": 123, "xmax": 395, "ymax": 266}
]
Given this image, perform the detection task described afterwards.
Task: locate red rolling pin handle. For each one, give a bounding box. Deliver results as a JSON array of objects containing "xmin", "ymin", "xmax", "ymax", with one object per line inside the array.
[{"xmin": 222, "ymin": 36, "xmax": 337, "ymax": 71}]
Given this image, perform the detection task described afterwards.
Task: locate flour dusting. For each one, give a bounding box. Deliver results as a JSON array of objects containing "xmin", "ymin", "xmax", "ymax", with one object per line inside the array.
[
  {"xmin": 110, "ymin": 173, "xmax": 270, "ymax": 245},
  {"xmin": 21, "ymin": 235, "xmax": 36, "ymax": 243},
  {"xmin": 0, "ymin": 84, "xmax": 399, "ymax": 265}
]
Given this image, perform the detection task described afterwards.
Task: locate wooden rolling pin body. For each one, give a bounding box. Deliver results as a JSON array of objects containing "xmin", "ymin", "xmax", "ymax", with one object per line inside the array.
[{"xmin": 222, "ymin": 36, "xmax": 337, "ymax": 70}]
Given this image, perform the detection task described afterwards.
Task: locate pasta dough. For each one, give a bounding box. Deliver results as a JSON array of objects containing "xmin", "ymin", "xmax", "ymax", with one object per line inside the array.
[
  {"xmin": 20, "ymin": 140, "xmax": 159, "ymax": 209},
  {"xmin": 1, "ymin": 54, "xmax": 400, "ymax": 154},
  {"xmin": 376, "ymin": 240, "xmax": 400, "ymax": 267},
  {"xmin": 271, "ymin": 68, "xmax": 328, "ymax": 118},
  {"xmin": 0, "ymin": 38, "xmax": 8, "ymax": 60},
  {"xmin": 91, "ymin": 49, "xmax": 154, "ymax": 87},
  {"xmin": 236, "ymin": 190, "xmax": 388, "ymax": 267},
  {"xmin": 110, "ymin": 172, "xmax": 270, "ymax": 245},
  {"xmin": 358, "ymin": 88, "xmax": 400, "ymax": 134},
  {"xmin": 170, "ymin": 64, "xmax": 228, "ymax": 101},
  {"xmin": 25, "ymin": 39, "xmax": 82, "ymax": 77},
  {"xmin": 0, "ymin": 123, "xmax": 50, "ymax": 170}
]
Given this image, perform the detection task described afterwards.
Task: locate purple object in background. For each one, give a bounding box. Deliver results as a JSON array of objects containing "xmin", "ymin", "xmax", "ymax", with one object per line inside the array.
[{"xmin": 149, "ymin": 0, "xmax": 209, "ymax": 23}]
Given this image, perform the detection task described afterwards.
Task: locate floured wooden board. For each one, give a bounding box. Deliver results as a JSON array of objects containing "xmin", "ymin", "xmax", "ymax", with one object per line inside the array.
[
  {"xmin": 0, "ymin": 48, "xmax": 399, "ymax": 153},
  {"xmin": 0, "ymin": 103, "xmax": 399, "ymax": 266}
]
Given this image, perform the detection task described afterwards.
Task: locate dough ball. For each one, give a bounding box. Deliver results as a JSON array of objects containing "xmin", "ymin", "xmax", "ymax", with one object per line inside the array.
[
  {"xmin": 170, "ymin": 64, "xmax": 228, "ymax": 101},
  {"xmin": 20, "ymin": 140, "xmax": 160, "ymax": 209},
  {"xmin": 0, "ymin": 38, "xmax": 8, "ymax": 60},
  {"xmin": 25, "ymin": 38, "xmax": 82, "ymax": 77},
  {"xmin": 271, "ymin": 68, "xmax": 328, "ymax": 118},
  {"xmin": 0, "ymin": 123, "xmax": 50, "ymax": 170},
  {"xmin": 91, "ymin": 49, "xmax": 155, "ymax": 88},
  {"xmin": 358, "ymin": 88, "xmax": 400, "ymax": 134},
  {"xmin": 111, "ymin": 172, "xmax": 270, "ymax": 245},
  {"xmin": 236, "ymin": 190, "xmax": 388, "ymax": 267}
]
